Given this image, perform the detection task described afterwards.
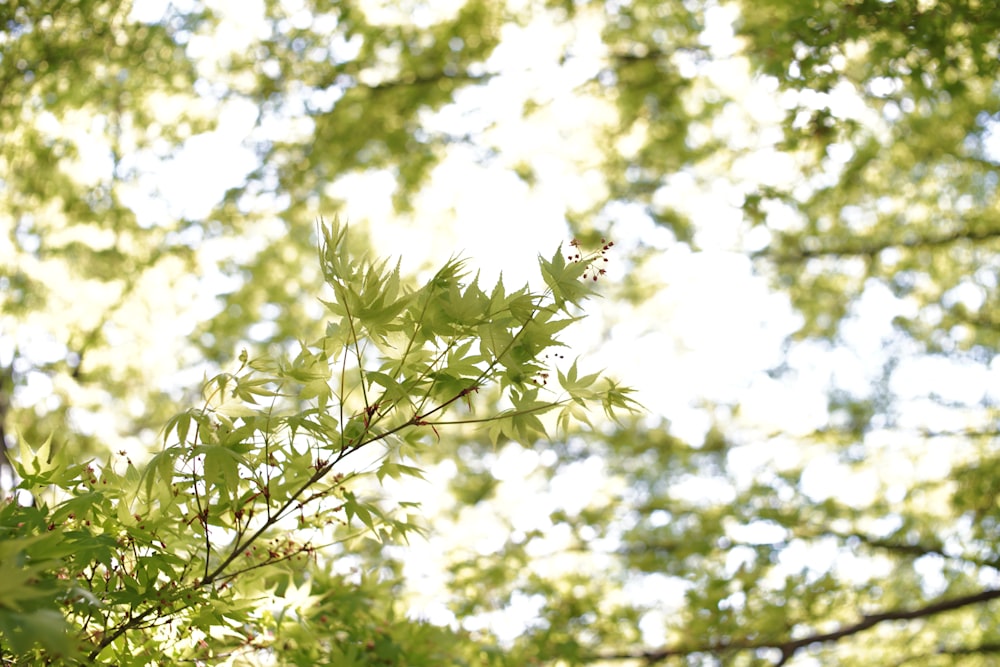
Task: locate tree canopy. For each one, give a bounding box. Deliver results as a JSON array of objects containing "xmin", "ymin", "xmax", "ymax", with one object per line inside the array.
[{"xmin": 4, "ymin": 0, "xmax": 1000, "ymax": 665}]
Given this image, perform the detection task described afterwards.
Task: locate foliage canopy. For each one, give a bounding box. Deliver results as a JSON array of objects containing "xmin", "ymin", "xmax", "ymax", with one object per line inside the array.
[
  {"xmin": 4, "ymin": 0, "xmax": 1000, "ymax": 665},
  {"xmin": 3, "ymin": 218, "xmax": 636, "ymax": 664}
]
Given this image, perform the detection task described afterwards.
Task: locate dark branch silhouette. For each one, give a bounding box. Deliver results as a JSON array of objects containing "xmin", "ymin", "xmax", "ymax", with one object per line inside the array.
[
  {"xmin": 590, "ymin": 587, "xmax": 1000, "ymax": 665},
  {"xmin": 757, "ymin": 224, "xmax": 1000, "ymax": 263}
]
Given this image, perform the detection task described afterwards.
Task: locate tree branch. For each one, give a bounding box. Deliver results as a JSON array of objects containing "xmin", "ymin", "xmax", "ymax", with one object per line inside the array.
[
  {"xmin": 590, "ymin": 587, "xmax": 1000, "ymax": 665},
  {"xmin": 758, "ymin": 225, "xmax": 1000, "ymax": 264},
  {"xmin": 363, "ymin": 70, "xmax": 492, "ymax": 93}
]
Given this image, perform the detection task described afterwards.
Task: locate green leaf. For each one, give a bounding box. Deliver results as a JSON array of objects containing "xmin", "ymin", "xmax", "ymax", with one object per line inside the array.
[
  {"xmin": 0, "ymin": 608, "xmax": 78, "ymax": 660},
  {"xmin": 375, "ymin": 461, "xmax": 426, "ymax": 484},
  {"xmin": 198, "ymin": 445, "xmax": 247, "ymax": 503},
  {"xmin": 343, "ymin": 492, "xmax": 376, "ymax": 531},
  {"xmin": 539, "ymin": 244, "xmax": 593, "ymax": 312},
  {"xmin": 168, "ymin": 411, "xmax": 193, "ymax": 446},
  {"xmin": 300, "ymin": 377, "xmax": 332, "ymax": 403},
  {"xmin": 558, "ymin": 358, "xmax": 603, "ymax": 405},
  {"xmin": 143, "ymin": 447, "xmax": 182, "ymax": 499},
  {"xmin": 366, "ymin": 370, "xmax": 411, "ymax": 403},
  {"xmin": 600, "ymin": 378, "xmax": 642, "ymax": 421},
  {"xmin": 14, "ymin": 430, "xmax": 58, "ymax": 480}
]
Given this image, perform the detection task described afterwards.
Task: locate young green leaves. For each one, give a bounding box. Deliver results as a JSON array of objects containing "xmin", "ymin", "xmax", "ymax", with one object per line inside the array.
[{"xmin": 0, "ymin": 218, "xmax": 638, "ymax": 665}]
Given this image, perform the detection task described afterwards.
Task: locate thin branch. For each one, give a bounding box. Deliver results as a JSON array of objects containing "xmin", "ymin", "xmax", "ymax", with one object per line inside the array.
[
  {"xmin": 939, "ymin": 642, "xmax": 1000, "ymax": 656},
  {"xmin": 591, "ymin": 587, "xmax": 1000, "ymax": 665},
  {"xmin": 362, "ymin": 70, "xmax": 492, "ymax": 93},
  {"xmin": 758, "ymin": 224, "xmax": 1000, "ymax": 264}
]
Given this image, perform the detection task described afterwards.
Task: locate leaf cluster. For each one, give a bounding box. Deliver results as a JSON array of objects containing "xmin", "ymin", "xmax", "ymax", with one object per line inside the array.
[{"xmin": 0, "ymin": 220, "xmax": 636, "ymax": 665}]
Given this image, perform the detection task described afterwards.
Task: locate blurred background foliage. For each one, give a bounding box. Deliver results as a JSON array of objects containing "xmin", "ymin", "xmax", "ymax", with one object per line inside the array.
[{"xmin": 4, "ymin": 0, "xmax": 1000, "ymax": 663}]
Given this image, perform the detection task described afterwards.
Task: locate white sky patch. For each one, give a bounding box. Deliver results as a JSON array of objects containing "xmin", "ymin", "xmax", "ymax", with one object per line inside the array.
[
  {"xmin": 727, "ymin": 519, "xmax": 787, "ymax": 545},
  {"xmin": 461, "ymin": 591, "xmax": 547, "ymax": 644},
  {"xmin": 799, "ymin": 454, "xmax": 880, "ymax": 506},
  {"xmin": 548, "ymin": 456, "xmax": 615, "ymax": 515},
  {"xmin": 331, "ymin": 156, "xmax": 571, "ymax": 287},
  {"xmin": 423, "ymin": 150, "xmax": 571, "ymax": 285},
  {"xmin": 193, "ymin": 0, "xmax": 269, "ymax": 55},
  {"xmin": 584, "ymin": 249, "xmax": 801, "ymax": 443},
  {"xmin": 726, "ymin": 437, "xmax": 814, "ymax": 491},
  {"xmin": 981, "ymin": 116, "xmax": 1000, "ymax": 160},
  {"xmin": 892, "ymin": 356, "xmax": 993, "ymax": 407},
  {"xmin": 670, "ymin": 474, "xmax": 738, "ymax": 506},
  {"xmin": 130, "ymin": 0, "xmax": 193, "ymax": 23},
  {"xmin": 739, "ymin": 375, "xmax": 828, "ymax": 436},
  {"xmin": 701, "ymin": 3, "xmax": 741, "ymax": 58},
  {"xmin": 117, "ymin": 98, "xmax": 259, "ymax": 225},
  {"xmin": 625, "ymin": 573, "xmax": 692, "ymax": 644},
  {"xmin": 491, "ymin": 444, "xmax": 541, "ymax": 482}
]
